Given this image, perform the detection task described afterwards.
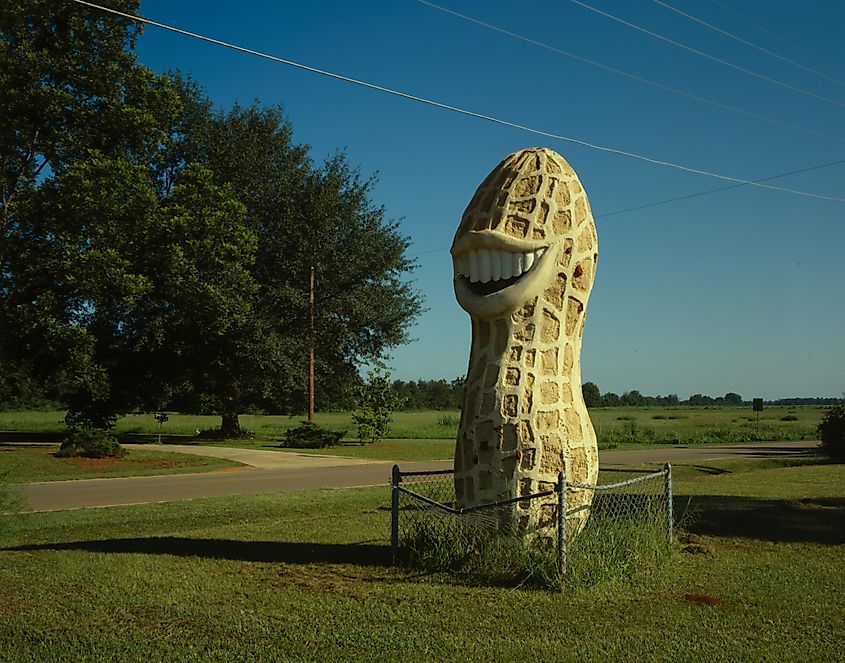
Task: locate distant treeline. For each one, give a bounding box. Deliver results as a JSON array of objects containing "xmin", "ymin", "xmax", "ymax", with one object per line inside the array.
[
  {"xmin": 3, "ymin": 372, "xmax": 840, "ymax": 413},
  {"xmin": 767, "ymin": 397, "xmax": 843, "ymax": 406},
  {"xmin": 578, "ymin": 384, "xmax": 746, "ymax": 408},
  {"xmin": 391, "ymin": 379, "xmax": 464, "ymax": 411},
  {"xmin": 389, "ymin": 379, "xmax": 842, "ymax": 411}
]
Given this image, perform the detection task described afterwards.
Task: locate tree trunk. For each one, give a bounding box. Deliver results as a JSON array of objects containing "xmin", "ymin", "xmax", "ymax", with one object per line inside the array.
[{"xmin": 221, "ymin": 408, "xmax": 241, "ymax": 438}]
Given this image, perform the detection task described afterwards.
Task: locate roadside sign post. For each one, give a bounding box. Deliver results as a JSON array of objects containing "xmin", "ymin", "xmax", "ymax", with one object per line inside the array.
[
  {"xmin": 154, "ymin": 412, "xmax": 169, "ymax": 444},
  {"xmin": 752, "ymin": 398, "xmax": 763, "ymax": 434}
]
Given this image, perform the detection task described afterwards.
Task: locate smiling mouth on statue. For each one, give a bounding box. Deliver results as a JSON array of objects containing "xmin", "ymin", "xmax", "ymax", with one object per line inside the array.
[{"xmin": 453, "ymin": 247, "xmax": 546, "ymax": 296}]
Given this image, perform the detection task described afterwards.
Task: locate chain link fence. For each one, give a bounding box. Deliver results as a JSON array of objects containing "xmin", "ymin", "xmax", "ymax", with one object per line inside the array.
[{"xmin": 390, "ymin": 464, "xmax": 672, "ymax": 585}]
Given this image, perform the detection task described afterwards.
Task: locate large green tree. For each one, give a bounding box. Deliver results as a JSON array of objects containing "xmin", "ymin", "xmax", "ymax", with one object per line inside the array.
[
  {"xmin": 0, "ymin": 0, "xmax": 178, "ymax": 418},
  {"xmin": 0, "ymin": 0, "xmax": 174, "ymax": 236},
  {"xmin": 2, "ymin": 4, "xmax": 423, "ymax": 434},
  {"xmin": 158, "ymin": 91, "xmax": 423, "ymax": 434},
  {"xmin": 9, "ymin": 153, "xmax": 256, "ymax": 428}
]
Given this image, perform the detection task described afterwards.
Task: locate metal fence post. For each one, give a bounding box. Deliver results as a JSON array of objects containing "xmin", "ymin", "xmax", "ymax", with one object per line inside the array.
[
  {"xmin": 663, "ymin": 463, "xmax": 673, "ymax": 545},
  {"xmin": 557, "ymin": 469, "xmax": 567, "ymax": 577},
  {"xmin": 391, "ymin": 464, "xmax": 401, "ymax": 564}
]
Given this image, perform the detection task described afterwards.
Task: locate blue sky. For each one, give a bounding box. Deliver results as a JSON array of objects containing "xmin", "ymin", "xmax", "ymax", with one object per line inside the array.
[{"xmin": 130, "ymin": 0, "xmax": 844, "ymax": 400}]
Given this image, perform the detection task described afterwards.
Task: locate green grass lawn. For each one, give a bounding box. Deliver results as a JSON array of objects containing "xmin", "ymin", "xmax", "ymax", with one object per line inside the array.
[
  {"xmin": 0, "ymin": 406, "xmax": 825, "ymax": 482},
  {"xmin": 0, "ymin": 405, "xmax": 823, "ymax": 451},
  {"xmin": 0, "ymin": 458, "xmax": 842, "ymax": 662},
  {"xmin": 0, "ymin": 445, "xmax": 241, "ymax": 483}
]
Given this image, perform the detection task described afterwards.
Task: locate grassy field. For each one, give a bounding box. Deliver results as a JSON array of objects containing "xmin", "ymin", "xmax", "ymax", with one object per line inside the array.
[
  {"xmin": 0, "ymin": 457, "xmax": 842, "ymax": 661},
  {"xmin": 0, "ymin": 445, "xmax": 241, "ymax": 483},
  {"xmin": 0, "ymin": 407, "xmax": 824, "ymax": 476},
  {"xmin": 0, "ymin": 405, "xmax": 823, "ymax": 452}
]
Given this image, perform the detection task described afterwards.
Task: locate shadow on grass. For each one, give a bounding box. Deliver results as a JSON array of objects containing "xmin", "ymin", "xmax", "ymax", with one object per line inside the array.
[
  {"xmin": 0, "ymin": 432, "xmax": 64, "ymax": 445},
  {"xmin": 680, "ymin": 494, "xmax": 845, "ymax": 545},
  {"xmin": 688, "ymin": 465, "xmax": 731, "ymax": 475},
  {"xmin": 723, "ymin": 444, "xmax": 820, "ymax": 458},
  {"xmin": 6, "ymin": 537, "xmax": 392, "ymax": 565}
]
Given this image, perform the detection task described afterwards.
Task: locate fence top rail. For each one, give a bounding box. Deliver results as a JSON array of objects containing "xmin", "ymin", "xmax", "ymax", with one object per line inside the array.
[
  {"xmin": 396, "ymin": 468, "xmax": 666, "ymax": 494},
  {"xmin": 395, "ymin": 466, "xmax": 666, "ymax": 480},
  {"xmin": 397, "ymin": 468, "xmax": 454, "ymax": 479},
  {"xmin": 568, "ymin": 469, "xmax": 666, "ymax": 491},
  {"xmin": 397, "ymin": 486, "xmax": 459, "ymax": 514},
  {"xmin": 598, "ymin": 466, "xmax": 666, "ymax": 473},
  {"xmin": 397, "ymin": 485, "xmax": 557, "ymax": 514},
  {"xmin": 460, "ymin": 489, "xmax": 556, "ymax": 513}
]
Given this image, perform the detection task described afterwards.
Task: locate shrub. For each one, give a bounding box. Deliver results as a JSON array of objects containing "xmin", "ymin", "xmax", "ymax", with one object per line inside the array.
[
  {"xmin": 352, "ymin": 368, "xmax": 403, "ymax": 444},
  {"xmin": 781, "ymin": 414, "xmax": 799, "ymax": 421},
  {"xmin": 281, "ymin": 422, "xmax": 344, "ymax": 449},
  {"xmin": 817, "ymin": 404, "xmax": 845, "ymax": 461},
  {"xmin": 437, "ymin": 414, "xmax": 460, "ymax": 428},
  {"xmin": 56, "ymin": 428, "xmax": 123, "ymax": 459}
]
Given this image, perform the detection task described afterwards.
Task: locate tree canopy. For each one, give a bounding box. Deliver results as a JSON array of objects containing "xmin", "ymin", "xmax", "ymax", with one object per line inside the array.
[{"xmin": 1, "ymin": 1, "xmax": 423, "ymax": 433}]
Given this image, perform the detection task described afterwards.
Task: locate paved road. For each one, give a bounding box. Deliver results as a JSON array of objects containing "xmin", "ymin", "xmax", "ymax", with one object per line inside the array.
[
  {"xmin": 600, "ymin": 440, "xmax": 816, "ymax": 466},
  {"xmin": 14, "ymin": 440, "xmax": 818, "ymax": 511}
]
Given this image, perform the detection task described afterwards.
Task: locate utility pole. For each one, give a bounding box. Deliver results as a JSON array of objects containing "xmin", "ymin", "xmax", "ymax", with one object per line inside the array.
[{"xmin": 308, "ymin": 265, "xmax": 315, "ymax": 423}]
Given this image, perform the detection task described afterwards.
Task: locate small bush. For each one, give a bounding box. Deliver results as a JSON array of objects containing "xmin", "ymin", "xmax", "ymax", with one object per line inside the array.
[
  {"xmin": 600, "ymin": 420, "xmax": 657, "ymax": 446},
  {"xmin": 281, "ymin": 422, "xmax": 344, "ymax": 449},
  {"xmin": 817, "ymin": 404, "xmax": 845, "ymax": 461},
  {"xmin": 56, "ymin": 428, "xmax": 123, "ymax": 459},
  {"xmin": 352, "ymin": 368, "xmax": 402, "ymax": 444},
  {"xmin": 781, "ymin": 414, "xmax": 799, "ymax": 421},
  {"xmin": 437, "ymin": 414, "xmax": 460, "ymax": 428}
]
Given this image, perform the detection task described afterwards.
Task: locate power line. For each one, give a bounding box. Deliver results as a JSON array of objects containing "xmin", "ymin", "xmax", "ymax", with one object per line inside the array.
[
  {"xmin": 416, "ymin": 0, "xmax": 843, "ymax": 143},
  {"xmin": 598, "ymin": 157, "xmax": 845, "ymax": 218},
  {"xmin": 650, "ymin": 0, "xmax": 845, "ymax": 87},
  {"xmin": 409, "ymin": 158, "xmax": 845, "ymax": 258},
  {"xmin": 708, "ymin": 0, "xmax": 843, "ymax": 76},
  {"xmin": 69, "ymin": 0, "xmax": 845, "ymax": 204},
  {"xmin": 565, "ymin": 0, "xmax": 845, "ymax": 109}
]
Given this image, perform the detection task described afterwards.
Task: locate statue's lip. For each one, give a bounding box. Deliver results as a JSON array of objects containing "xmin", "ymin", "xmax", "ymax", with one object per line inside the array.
[
  {"xmin": 452, "ymin": 236, "xmax": 561, "ymax": 319},
  {"xmin": 451, "ymin": 230, "xmax": 549, "ymax": 257}
]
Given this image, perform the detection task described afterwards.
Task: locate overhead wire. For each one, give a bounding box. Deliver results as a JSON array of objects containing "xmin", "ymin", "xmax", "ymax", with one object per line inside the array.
[
  {"xmin": 565, "ymin": 0, "xmax": 845, "ymax": 109},
  {"xmin": 416, "ymin": 0, "xmax": 843, "ymax": 143},
  {"xmin": 597, "ymin": 157, "xmax": 845, "ymax": 217},
  {"xmin": 650, "ymin": 0, "xmax": 845, "ymax": 87},
  {"xmin": 708, "ymin": 0, "xmax": 842, "ymax": 74},
  {"xmin": 69, "ymin": 0, "xmax": 845, "ymax": 204},
  {"xmin": 408, "ymin": 158, "xmax": 845, "ymax": 258}
]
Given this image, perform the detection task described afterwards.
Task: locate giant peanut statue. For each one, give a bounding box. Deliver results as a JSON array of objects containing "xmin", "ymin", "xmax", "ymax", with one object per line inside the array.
[{"xmin": 451, "ymin": 147, "xmax": 598, "ymax": 535}]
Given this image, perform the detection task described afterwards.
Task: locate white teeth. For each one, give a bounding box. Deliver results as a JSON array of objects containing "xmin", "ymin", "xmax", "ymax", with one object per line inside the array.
[
  {"xmin": 513, "ymin": 252, "xmax": 524, "ymax": 277},
  {"xmin": 500, "ymin": 253, "xmax": 513, "ymax": 279},
  {"xmin": 454, "ymin": 247, "xmax": 547, "ymax": 285},
  {"xmin": 490, "ymin": 250, "xmax": 502, "ymax": 281},
  {"xmin": 477, "ymin": 249, "xmax": 492, "ymax": 283},
  {"xmin": 467, "ymin": 251, "xmax": 480, "ymax": 282},
  {"xmin": 524, "ymin": 251, "xmax": 535, "ymax": 272}
]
